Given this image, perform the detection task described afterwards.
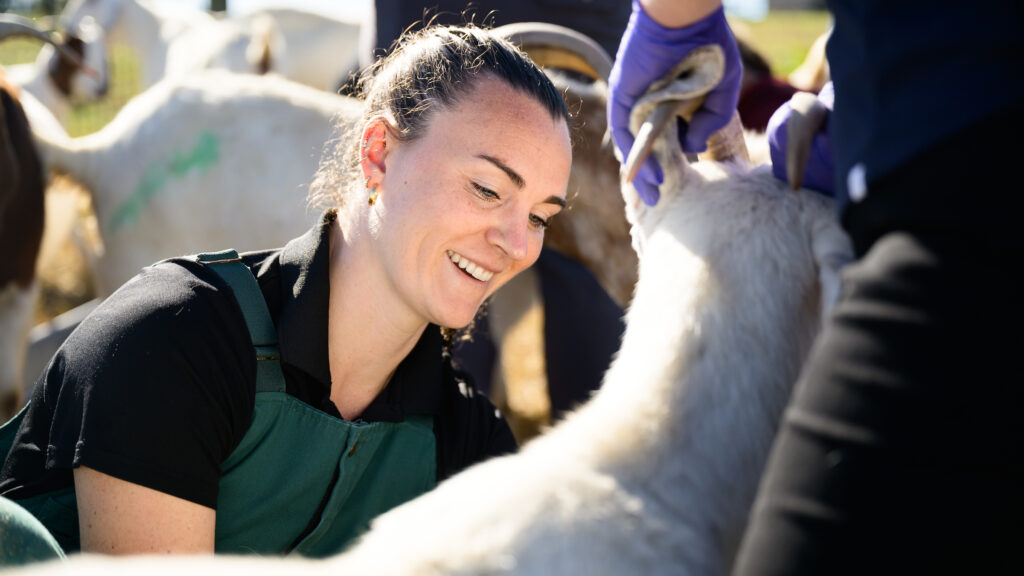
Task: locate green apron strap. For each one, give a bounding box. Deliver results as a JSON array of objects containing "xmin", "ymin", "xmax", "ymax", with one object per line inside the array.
[{"xmin": 196, "ymin": 250, "xmax": 285, "ymax": 393}]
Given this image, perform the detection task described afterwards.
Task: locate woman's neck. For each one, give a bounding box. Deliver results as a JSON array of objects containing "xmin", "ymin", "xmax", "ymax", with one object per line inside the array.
[{"xmin": 326, "ymin": 219, "xmax": 427, "ymax": 420}]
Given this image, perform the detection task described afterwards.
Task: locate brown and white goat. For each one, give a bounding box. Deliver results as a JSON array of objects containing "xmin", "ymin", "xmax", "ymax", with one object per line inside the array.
[
  {"xmin": 0, "ymin": 15, "xmax": 100, "ymax": 422},
  {"xmin": 0, "ymin": 71, "xmax": 45, "ymax": 422}
]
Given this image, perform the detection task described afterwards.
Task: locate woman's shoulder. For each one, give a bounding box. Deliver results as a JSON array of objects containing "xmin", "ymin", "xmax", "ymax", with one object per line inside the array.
[{"xmin": 76, "ymin": 249, "xmax": 282, "ymax": 350}]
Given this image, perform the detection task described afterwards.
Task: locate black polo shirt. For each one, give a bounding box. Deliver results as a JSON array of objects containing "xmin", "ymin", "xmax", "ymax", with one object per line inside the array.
[{"xmin": 0, "ymin": 211, "xmax": 516, "ymax": 509}]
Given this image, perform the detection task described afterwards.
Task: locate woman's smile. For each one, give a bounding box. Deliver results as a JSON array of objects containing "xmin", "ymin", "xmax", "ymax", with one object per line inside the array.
[{"xmin": 447, "ymin": 250, "xmax": 495, "ymax": 282}]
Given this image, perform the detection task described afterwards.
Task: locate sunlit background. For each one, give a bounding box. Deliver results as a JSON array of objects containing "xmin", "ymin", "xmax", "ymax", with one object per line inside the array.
[{"xmin": 1, "ymin": 0, "xmax": 830, "ymax": 326}]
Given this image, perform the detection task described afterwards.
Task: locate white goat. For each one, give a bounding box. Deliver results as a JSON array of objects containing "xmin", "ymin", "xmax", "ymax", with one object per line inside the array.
[
  {"xmin": 57, "ymin": 0, "xmax": 284, "ymax": 95},
  {"xmin": 3, "ymin": 17, "xmax": 106, "ymax": 129},
  {"xmin": 30, "ymin": 69, "xmax": 359, "ymax": 297},
  {"xmin": 10, "ymin": 69, "xmax": 356, "ymax": 409},
  {"xmin": 6, "ymin": 45, "xmax": 852, "ymax": 576},
  {"xmin": 0, "ymin": 13, "xmax": 105, "ymax": 136},
  {"xmin": 234, "ymin": 7, "xmax": 362, "ymax": 93}
]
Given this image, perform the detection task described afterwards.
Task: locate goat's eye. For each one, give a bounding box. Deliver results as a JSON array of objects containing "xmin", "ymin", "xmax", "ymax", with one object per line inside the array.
[
  {"xmin": 472, "ymin": 182, "xmax": 500, "ymax": 201},
  {"xmin": 529, "ymin": 213, "xmax": 551, "ymax": 230}
]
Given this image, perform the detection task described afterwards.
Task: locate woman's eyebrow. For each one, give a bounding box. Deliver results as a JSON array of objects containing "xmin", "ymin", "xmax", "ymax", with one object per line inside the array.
[
  {"xmin": 477, "ymin": 154, "xmax": 525, "ymax": 188},
  {"xmin": 545, "ymin": 196, "xmax": 567, "ymax": 209}
]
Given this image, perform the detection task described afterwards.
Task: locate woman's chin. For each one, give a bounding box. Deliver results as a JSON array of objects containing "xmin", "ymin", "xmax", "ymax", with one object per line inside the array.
[{"xmin": 433, "ymin": 304, "xmax": 482, "ymax": 331}]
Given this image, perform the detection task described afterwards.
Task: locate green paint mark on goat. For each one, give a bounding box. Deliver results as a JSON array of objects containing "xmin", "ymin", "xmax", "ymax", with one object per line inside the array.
[{"xmin": 109, "ymin": 131, "xmax": 221, "ymax": 232}]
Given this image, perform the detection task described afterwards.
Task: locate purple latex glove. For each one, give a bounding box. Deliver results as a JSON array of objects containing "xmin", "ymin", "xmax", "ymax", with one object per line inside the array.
[
  {"xmin": 768, "ymin": 81, "xmax": 835, "ymax": 197},
  {"xmin": 608, "ymin": 1, "xmax": 742, "ymax": 206}
]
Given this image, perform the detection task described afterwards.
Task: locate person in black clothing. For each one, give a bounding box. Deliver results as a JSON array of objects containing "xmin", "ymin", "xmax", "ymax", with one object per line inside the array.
[{"xmin": 0, "ymin": 23, "xmax": 573, "ymax": 561}]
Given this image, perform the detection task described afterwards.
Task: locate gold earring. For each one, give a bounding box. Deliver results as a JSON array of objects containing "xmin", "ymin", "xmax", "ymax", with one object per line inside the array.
[{"xmin": 368, "ymin": 184, "xmax": 379, "ymax": 206}]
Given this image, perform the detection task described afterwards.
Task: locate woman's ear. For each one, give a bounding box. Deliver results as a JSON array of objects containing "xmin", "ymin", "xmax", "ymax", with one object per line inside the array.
[{"xmin": 360, "ymin": 116, "xmax": 392, "ymax": 185}]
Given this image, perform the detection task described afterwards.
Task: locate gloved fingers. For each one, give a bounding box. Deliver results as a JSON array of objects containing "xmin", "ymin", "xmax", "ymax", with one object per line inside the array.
[
  {"xmin": 633, "ymin": 168, "xmax": 662, "ymax": 206},
  {"xmin": 608, "ymin": 94, "xmax": 638, "ymax": 163},
  {"xmin": 613, "ymin": 129, "xmax": 665, "ymax": 189},
  {"xmin": 682, "ymin": 109, "xmax": 718, "ymax": 153},
  {"xmin": 634, "ymin": 154, "xmax": 663, "ymax": 188},
  {"xmin": 766, "ymin": 98, "xmax": 835, "ymax": 196},
  {"xmin": 681, "ymin": 87, "xmax": 738, "ymax": 153},
  {"xmin": 802, "ymin": 130, "xmax": 835, "ymax": 196}
]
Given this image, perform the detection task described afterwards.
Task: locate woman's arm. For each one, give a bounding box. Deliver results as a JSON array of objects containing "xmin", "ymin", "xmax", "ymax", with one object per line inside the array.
[{"xmin": 74, "ymin": 466, "xmax": 216, "ymax": 554}]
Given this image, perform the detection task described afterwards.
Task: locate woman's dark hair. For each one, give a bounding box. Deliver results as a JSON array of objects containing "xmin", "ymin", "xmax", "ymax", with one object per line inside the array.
[{"xmin": 308, "ymin": 23, "xmax": 570, "ymax": 211}]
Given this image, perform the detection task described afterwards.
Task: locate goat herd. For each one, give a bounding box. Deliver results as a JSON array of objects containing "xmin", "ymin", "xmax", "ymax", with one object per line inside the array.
[{"xmin": 1, "ymin": 2, "xmax": 846, "ymax": 574}]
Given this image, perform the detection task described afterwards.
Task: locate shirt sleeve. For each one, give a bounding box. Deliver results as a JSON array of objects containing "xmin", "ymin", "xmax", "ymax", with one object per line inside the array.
[{"xmin": 39, "ymin": 260, "xmax": 257, "ymax": 509}]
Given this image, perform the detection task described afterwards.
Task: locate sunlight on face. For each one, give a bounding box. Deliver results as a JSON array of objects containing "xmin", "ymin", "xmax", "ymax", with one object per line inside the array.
[{"xmin": 373, "ymin": 76, "xmax": 572, "ymax": 330}]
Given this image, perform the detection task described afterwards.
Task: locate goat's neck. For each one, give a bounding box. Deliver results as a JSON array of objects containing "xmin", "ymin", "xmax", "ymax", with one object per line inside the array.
[
  {"xmin": 21, "ymin": 63, "xmax": 71, "ymax": 125},
  {"xmin": 33, "ymin": 128, "xmax": 121, "ymax": 228},
  {"xmin": 116, "ymin": 0, "xmax": 176, "ymax": 83}
]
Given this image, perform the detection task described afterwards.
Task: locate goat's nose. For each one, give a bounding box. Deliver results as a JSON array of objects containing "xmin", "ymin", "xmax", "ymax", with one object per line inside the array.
[{"xmin": 487, "ymin": 218, "xmax": 529, "ymax": 262}]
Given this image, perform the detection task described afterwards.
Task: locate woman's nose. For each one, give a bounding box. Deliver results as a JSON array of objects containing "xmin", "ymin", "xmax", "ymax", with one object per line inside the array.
[{"xmin": 487, "ymin": 217, "xmax": 529, "ymax": 261}]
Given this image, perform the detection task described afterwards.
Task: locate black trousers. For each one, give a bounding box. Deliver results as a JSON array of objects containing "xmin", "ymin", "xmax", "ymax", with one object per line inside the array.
[{"xmin": 732, "ymin": 103, "xmax": 1024, "ymax": 575}]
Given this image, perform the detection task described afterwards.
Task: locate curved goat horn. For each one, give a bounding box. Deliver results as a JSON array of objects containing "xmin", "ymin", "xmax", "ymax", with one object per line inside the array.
[
  {"xmin": 623, "ymin": 45, "xmax": 726, "ymax": 183},
  {"xmin": 494, "ymin": 21, "xmax": 614, "ymax": 83},
  {"xmin": 0, "ymin": 14, "xmax": 99, "ymax": 79},
  {"xmin": 784, "ymin": 91, "xmax": 828, "ymax": 191}
]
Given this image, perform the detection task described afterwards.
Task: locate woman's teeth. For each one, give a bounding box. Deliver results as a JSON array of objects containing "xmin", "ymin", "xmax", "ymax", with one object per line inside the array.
[{"xmin": 447, "ymin": 250, "xmax": 494, "ymax": 282}]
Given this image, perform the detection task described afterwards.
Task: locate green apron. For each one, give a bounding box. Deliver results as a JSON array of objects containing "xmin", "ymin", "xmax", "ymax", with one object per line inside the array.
[{"xmin": 0, "ymin": 249, "xmax": 437, "ymax": 559}]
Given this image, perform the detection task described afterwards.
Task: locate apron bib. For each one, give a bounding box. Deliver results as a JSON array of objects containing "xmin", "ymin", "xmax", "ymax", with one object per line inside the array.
[{"xmin": 0, "ymin": 250, "xmax": 437, "ymax": 558}]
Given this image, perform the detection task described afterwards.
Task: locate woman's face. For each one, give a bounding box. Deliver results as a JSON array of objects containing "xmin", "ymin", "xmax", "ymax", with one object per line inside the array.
[{"xmin": 370, "ymin": 76, "xmax": 572, "ymax": 330}]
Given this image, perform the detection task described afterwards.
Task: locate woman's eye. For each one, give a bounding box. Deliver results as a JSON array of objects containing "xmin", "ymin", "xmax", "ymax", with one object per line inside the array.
[
  {"xmin": 472, "ymin": 182, "xmax": 500, "ymax": 200},
  {"xmin": 529, "ymin": 214, "xmax": 551, "ymax": 230}
]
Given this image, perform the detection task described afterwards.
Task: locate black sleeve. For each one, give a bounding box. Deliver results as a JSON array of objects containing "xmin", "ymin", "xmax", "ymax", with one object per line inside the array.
[
  {"xmin": 2, "ymin": 260, "xmax": 256, "ymax": 509},
  {"xmin": 434, "ymin": 363, "xmax": 518, "ymax": 482}
]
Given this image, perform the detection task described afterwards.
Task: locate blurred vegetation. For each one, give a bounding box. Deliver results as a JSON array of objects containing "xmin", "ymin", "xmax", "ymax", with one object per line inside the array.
[
  {"xmin": 3, "ymin": 9, "xmax": 831, "ymax": 137},
  {"xmin": 735, "ymin": 10, "xmax": 831, "ymax": 76}
]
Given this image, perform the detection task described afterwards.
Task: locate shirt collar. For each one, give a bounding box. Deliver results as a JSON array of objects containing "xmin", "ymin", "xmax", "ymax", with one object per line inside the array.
[{"xmin": 273, "ymin": 210, "xmax": 445, "ymax": 421}]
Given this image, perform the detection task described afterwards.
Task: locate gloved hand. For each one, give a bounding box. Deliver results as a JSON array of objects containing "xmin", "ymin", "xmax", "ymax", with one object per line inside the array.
[
  {"xmin": 767, "ymin": 81, "xmax": 835, "ymax": 196},
  {"xmin": 608, "ymin": 1, "xmax": 742, "ymax": 206}
]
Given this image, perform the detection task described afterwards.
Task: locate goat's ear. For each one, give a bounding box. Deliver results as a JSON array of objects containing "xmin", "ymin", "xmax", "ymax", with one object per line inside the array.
[{"xmin": 359, "ymin": 116, "xmax": 392, "ymax": 181}]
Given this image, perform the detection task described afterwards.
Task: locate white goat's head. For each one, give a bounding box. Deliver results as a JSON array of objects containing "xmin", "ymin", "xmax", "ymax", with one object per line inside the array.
[
  {"xmin": 45, "ymin": 15, "xmax": 109, "ymax": 101},
  {"xmin": 57, "ymin": 0, "xmax": 131, "ymax": 100},
  {"xmin": 619, "ymin": 45, "xmax": 828, "ymax": 258},
  {"xmin": 619, "ymin": 45, "xmax": 741, "ymax": 256}
]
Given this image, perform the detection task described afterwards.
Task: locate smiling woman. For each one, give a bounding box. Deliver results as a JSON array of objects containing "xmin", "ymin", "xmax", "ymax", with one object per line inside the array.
[
  {"xmin": 0, "ymin": 24, "xmax": 572, "ymax": 564},
  {"xmin": 359, "ymin": 76, "xmax": 571, "ymax": 334}
]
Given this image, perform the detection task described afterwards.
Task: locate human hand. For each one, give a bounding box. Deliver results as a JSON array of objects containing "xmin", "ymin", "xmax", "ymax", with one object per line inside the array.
[
  {"xmin": 608, "ymin": 1, "xmax": 742, "ymax": 205},
  {"xmin": 767, "ymin": 81, "xmax": 835, "ymax": 196}
]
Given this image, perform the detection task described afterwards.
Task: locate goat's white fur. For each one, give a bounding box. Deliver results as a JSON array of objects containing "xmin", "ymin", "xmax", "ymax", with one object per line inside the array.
[
  {"xmin": 234, "ymin": 7, "xmax": 361, "ymax": 93},
  {"xmin": 58, "ymin": 0, "xmax": 362, "ymax": 98},
  {"xmin": 30, "ymin": 69, "xmax": 359, "ymax": 297},
  {"xmin": 7, "ymin": 48, "xmax": 852, "ymax": 576},
  {"xmin": 58, "ymin": 0, "xmax": 285, "ymax": 95}
]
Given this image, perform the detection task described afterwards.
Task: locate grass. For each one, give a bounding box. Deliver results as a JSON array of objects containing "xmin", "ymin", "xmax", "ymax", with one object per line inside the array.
[
  {"xmin": 65, "ymin": 45, "xmax": 141, "ymax": 136},
  {"xmin": 734, "ymin": 10, "xmax": 832, "ymax": 77}
]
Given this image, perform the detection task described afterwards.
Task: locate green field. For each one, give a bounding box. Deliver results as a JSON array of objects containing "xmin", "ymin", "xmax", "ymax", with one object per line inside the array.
[
  {"xmin": 735, "ymin": 10, "xmax": 831, "ymax": 76},
  {"xmin": 2, "ymin": 10, "xmax": 832, "ymax": 137}
]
